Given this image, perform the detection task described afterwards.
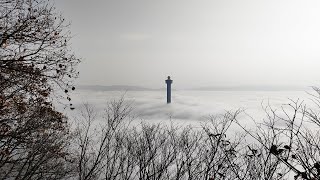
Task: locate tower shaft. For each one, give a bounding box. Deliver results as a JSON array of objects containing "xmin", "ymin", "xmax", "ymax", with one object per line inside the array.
[{"xmin": 165, "ymin": 76, "xmax": 173, "ymax": 103}]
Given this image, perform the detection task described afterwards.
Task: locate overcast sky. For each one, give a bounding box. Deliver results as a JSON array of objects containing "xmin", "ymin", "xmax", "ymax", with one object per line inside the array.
[{"xmin": 55, "ymin": 0, "xmax": 320, "ymax": 89}]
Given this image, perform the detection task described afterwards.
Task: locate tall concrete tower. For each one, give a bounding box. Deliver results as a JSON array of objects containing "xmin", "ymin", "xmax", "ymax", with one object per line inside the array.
[{"xmin": 165, "ymin": 76, "xmax": 173, "ymax": 103}]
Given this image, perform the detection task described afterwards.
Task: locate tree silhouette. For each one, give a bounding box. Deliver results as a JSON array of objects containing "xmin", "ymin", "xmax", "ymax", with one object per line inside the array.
[{"xmin": 0, "ymin": 0, "xmax": 79, "ymax": 179}]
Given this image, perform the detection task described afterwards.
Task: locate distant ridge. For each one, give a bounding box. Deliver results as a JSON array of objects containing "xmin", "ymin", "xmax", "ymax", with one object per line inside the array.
[
  {"xmin": 78, "ymin": 85, "xmax": 165, "ymax": 91},
  {"xmin": 77, "ymin": 85, "xmax": 308, "ymax": 91},
  {"xmin": 189, "ymin": 85, "xmax": 308, "ymax": 91}
]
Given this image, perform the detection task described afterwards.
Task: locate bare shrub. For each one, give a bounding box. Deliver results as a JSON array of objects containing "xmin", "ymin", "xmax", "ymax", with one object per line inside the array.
[
  {"xmin": 73, "ymin": 99, "xmax": 247, "ymax": 180},
  {"xmin": 73, "ymin": 89, "xmax": 320, "ymax": 180}
]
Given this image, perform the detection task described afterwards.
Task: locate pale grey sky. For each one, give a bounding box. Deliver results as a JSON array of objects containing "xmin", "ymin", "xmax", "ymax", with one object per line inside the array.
[{"xmin": 55, "ymin": 0, "xmax": 320, "ymax": 89}]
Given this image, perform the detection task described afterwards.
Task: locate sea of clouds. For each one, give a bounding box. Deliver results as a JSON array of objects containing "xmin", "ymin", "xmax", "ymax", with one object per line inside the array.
[{"xmin": 63, "ymin": 89, "xmax": 316, "ymax": 131}]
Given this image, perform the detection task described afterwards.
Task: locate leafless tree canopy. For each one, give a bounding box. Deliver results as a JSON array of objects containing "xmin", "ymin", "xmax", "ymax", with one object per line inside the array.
[
  {"xmin": 72, "ymin": 94, "xmax": 320, "ymax": 180},
  {"xmin": 0, "ymin": 0, "xmax": 79, "ymax": 179}
]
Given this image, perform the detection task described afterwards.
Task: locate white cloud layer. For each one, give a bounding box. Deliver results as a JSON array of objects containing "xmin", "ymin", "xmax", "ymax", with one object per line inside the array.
[{"xmin": 63, "ymin": 90, "xmax": 314, "ymax": 130}]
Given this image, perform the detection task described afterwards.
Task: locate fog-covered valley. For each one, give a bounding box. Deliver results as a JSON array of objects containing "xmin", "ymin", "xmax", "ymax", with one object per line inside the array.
[{"xmin": 65, "ymin": 88, "xmax": 314, "ymax": 129}]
